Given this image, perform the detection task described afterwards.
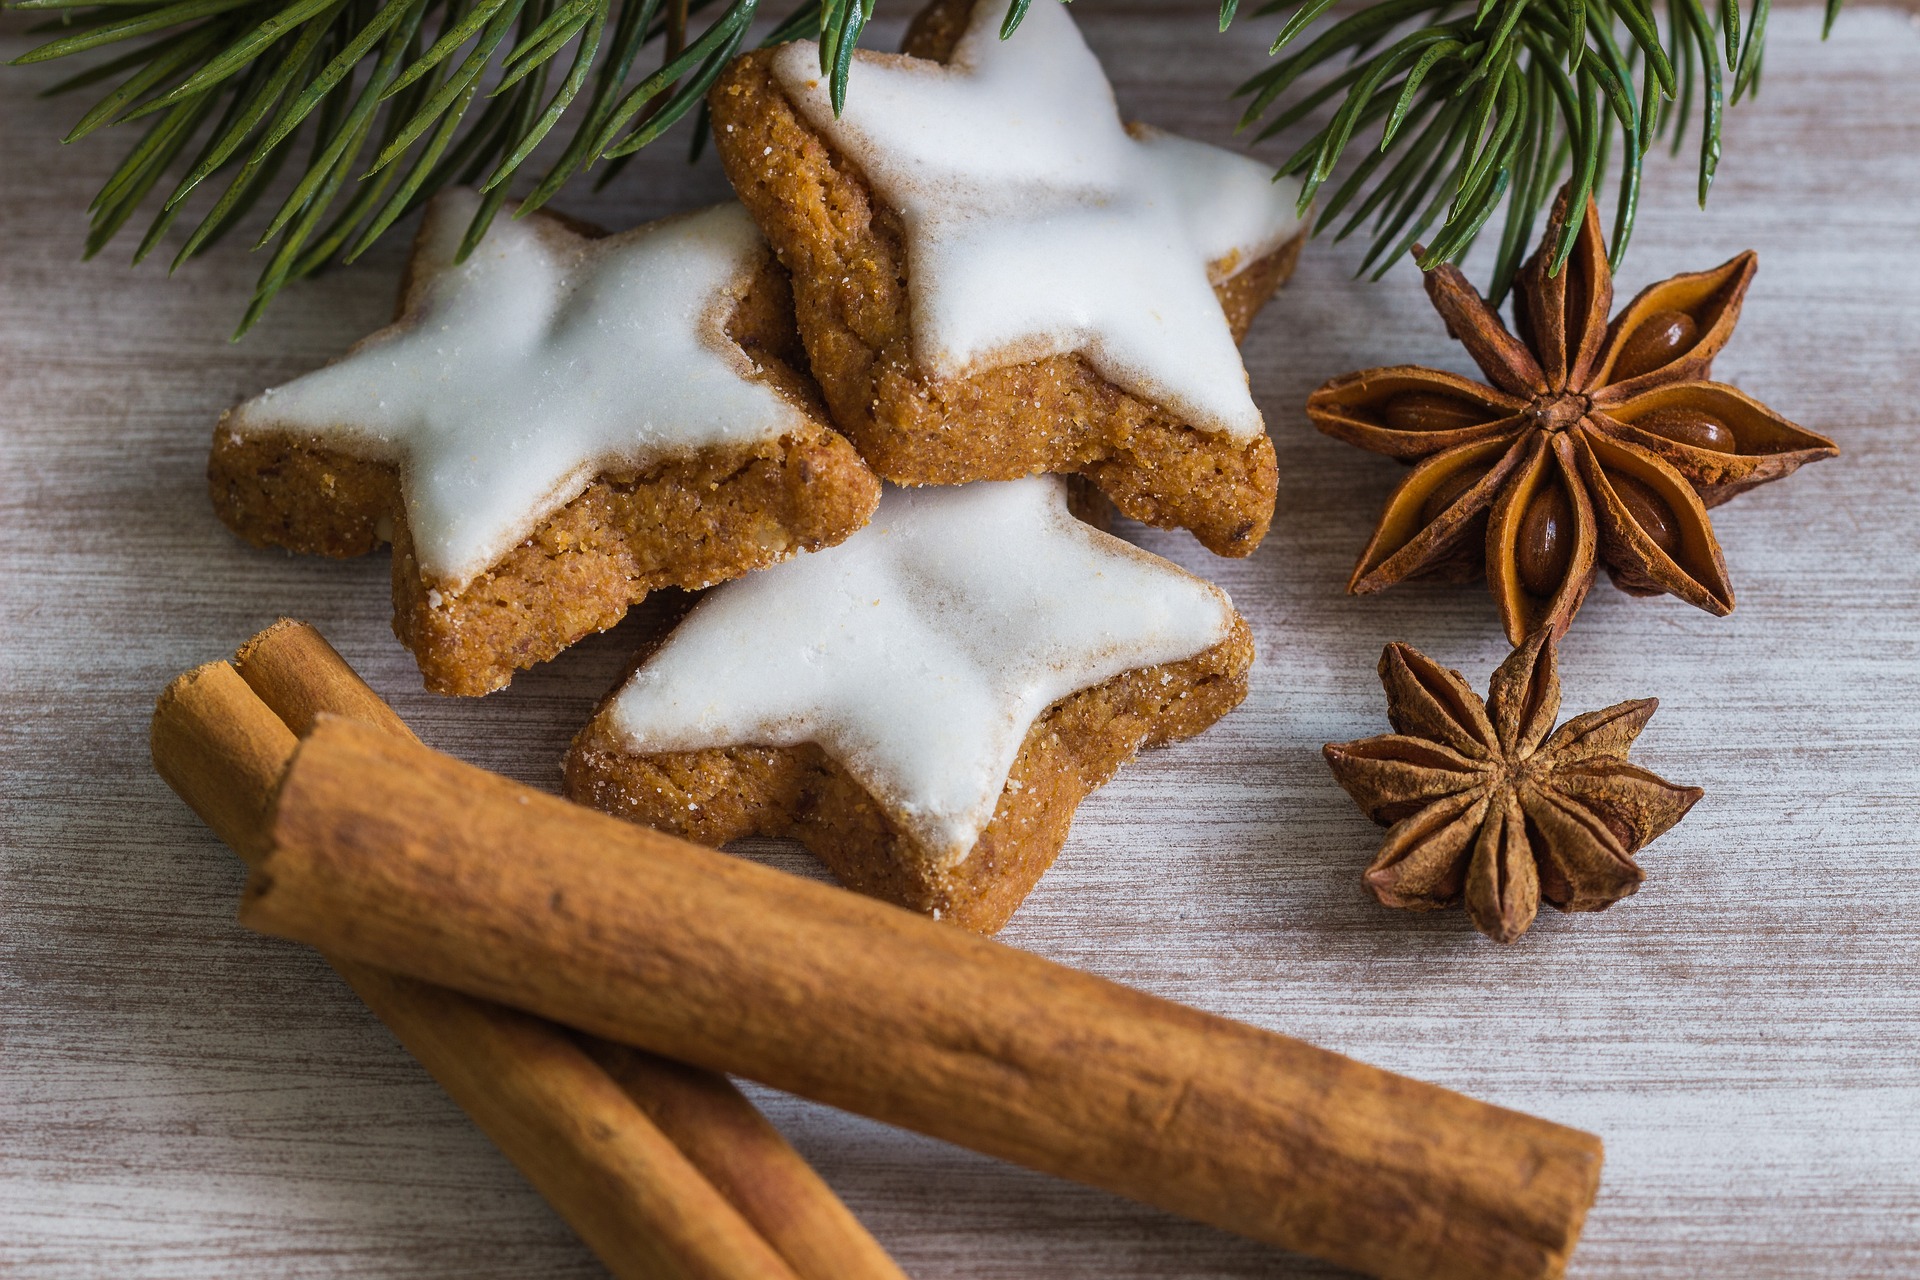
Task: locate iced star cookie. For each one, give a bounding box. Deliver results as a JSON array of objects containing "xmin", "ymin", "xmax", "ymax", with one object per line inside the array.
[
  {"xmin": 565, "ymin": 476, "xmax": 1253, "ymax": 933},
  {"xmin": 211, "ymin": 190, "xmax": 880, "ymax": 695},
  {"xmin": 707, "ymin": 0, "xmax": 1307, "ymax": 558}
]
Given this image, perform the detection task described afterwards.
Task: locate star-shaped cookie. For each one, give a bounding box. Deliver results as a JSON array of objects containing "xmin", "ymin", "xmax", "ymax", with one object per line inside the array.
[
  {"xmin": 566, "ymin": 476, "xmax": 1254, "ymax": 933},
  {"xmin": 212, "ymin": 189, "xmax": 879, "ymax": 695},
  {"xmin": 708, "ymin": 0, "xmax": 1307, "ymax": 557}
]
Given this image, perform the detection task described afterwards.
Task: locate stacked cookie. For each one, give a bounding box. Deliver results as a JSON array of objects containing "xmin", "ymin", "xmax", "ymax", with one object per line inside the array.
[
  {"xmin": 214, "ymin": 0, "xmax": 1306, "ymax": 931},
  {"xmin": 215, "ymin": 199, "xmax": 880, "ymax": 696}
]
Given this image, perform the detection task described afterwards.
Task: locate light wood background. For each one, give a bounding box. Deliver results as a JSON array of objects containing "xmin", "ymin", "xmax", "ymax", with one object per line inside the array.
[{"xmin": 5, "ymin": 4, "xmax": 1918, "ymax": 1276}]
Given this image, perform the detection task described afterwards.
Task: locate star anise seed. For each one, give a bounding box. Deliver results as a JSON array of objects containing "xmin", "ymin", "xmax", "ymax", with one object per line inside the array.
[
  {"xmin": 1308, "ymin": 187, "xmax": 1840, "ymax": 643},
  {"xmin": 1323, "ymin": 630, "xmax": 1703, "ymax": 944}
]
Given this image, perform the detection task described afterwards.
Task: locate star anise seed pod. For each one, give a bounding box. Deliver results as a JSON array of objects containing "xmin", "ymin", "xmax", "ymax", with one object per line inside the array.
[
  {"xmin": 1324, "ymin": 631, "xmax": 1703, "ymax": 944},
  {"xmin": 1308, "ymin": 188, "xmax": 1839, "ymax": 644}
]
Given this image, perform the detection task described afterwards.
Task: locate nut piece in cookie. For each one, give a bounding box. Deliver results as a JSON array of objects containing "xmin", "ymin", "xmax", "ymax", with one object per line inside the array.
[
  {"xmin": 707, "ymin": 0, "xmax": 1307, "ymax": 557},
  {"xmin": 211, "ymin": 190, "xmax": 881, "ymax": 695},
  {"xmin": 566, "ymin": 476, "xmax": 1253, "ymax": 933}
]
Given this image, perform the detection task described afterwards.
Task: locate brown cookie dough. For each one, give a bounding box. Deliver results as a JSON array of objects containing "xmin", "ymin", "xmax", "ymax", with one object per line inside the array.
[
  {"xmin": 707, "ymin": 0, "xmax": 1301, "ymax": 557},
  {"xmin": 564, "ymin": 615, "xmax": 1253, "ymax": 934},
  {"xmin": 209, "ymin": 207, "xmax": 880, "ymax": 697}
]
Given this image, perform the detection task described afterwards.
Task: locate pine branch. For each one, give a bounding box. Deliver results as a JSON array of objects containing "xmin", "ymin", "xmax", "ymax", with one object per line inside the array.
[
  {"xmin": 7, "ymin": 0, "xmax": 1838, "ymax": 330},
  {"xmin": 1227, "ymin": 0, "xmax": 1839, "ymax": 300}
]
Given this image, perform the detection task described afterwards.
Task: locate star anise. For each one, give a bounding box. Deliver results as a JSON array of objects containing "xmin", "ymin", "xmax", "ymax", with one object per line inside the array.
[
  {"xmin": 1324, "ymin": 631, "xmax": 1703, "ymax": 943},
  {"xmin": 1308, "ymin": 188, "xmax": 1839, "ymax": 643}
]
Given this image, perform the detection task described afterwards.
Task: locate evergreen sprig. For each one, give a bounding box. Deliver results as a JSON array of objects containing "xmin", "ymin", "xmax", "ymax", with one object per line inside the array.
[
  {"xmin": 9, "ymin": 0, "xmax": 898, "ymax": 333},
  {"xmin": 8, "ymin": 0, "xmax": 1834, "ymax": 330},
  {"xmin": 1230, "ymin": 0, "xmax": 1842, "ymax": 299}
]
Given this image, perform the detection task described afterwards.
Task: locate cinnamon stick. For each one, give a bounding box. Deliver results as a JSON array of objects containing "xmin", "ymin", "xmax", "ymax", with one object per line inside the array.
[
  {"xmin": 225, "ymin": 621, "xmax": 907, "ymax": 1280},
  {"xmin": 234, "ymin": 619, "xmax": 415, "ymax": 741},
  {"xmin": 588, "ymin": 1043, "xmax": 906, "ymax": 1280},
  {"xmin": 153, "ymin": 656, "xmax": 803, "ymax": 1280},
  {"xmin": 338, "ymin": 968, "xmax": 805, "ymax": 1280},
  {"xmin": 242, "ymin": 715, "xmax": 1605, "ymax": 1280}
]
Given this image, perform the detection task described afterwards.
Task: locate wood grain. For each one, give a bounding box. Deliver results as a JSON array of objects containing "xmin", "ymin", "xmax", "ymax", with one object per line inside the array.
[{"xmin": 3, "ymin": 5, "xmax": 1918, "ymax": 1276}]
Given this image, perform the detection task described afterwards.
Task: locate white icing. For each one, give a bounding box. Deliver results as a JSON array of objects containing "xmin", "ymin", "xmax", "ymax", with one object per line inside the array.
[
  {"xmin": 229, "ymin": 190, "xmax": 808, "ymax": 589},
  {"xmin": 606, "ymin": 476, "xmax": 1236, "ymax": 860},
  {"xmin": 771, "ymin": 0, "xmax": 1305, "ymax": 441}
]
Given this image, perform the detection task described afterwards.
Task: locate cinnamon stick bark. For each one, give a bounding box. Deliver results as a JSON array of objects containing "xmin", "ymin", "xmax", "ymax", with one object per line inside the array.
[
  {"xmin": 153, "ymin": 660, "xmax": 802, "ymax": 1280},
  {"xmin": 234, "ymin": 619, "xmax": 415, "ymax": 740},
  {"xmin": 224, "ymin": 620, "xmax": 906, "ymax": 1280},
  {"xmin": 587, "ymin": 1043, "xmax": 905, "ymax": 1280},
  {"xmin": 339, "ymin": 968, "xmax": 808, "ymax": 1280},
  {"xmin": 242, "ymin": 716, "xmax": 1605, "ymax": 1280}
]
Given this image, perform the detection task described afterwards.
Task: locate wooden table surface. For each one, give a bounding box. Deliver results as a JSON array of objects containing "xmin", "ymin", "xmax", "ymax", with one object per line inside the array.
[{"xmin": 5, "ymin": 4, "xmax": 1919, "ymax": 1275}]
